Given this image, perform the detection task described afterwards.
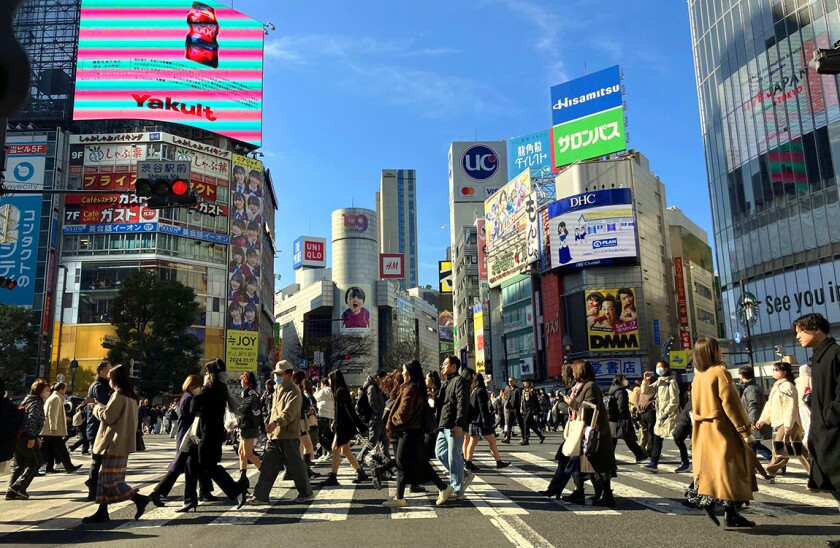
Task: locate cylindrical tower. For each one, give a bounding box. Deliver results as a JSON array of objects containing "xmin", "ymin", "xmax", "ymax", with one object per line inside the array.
[{"xmin": 331, "ymin": 208, "xmax": 378, "ymax": 286}]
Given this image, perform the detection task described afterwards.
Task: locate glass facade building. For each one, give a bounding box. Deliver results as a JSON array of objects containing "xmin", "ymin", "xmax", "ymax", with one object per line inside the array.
[{"xmin": 689, "ymin": 0, "xmax": 840, "ymax": 363}]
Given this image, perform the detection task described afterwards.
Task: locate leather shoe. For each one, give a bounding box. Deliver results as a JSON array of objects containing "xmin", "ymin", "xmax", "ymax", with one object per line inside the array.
[
  {"xmin": 200, "ymin": 493, "xmax": 220, "ymax": 502},
  {"xmin": 825, "ymin": 541, "xmax": 840, "ymax": 547}
]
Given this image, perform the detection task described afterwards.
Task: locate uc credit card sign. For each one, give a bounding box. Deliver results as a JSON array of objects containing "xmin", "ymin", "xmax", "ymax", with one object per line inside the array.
[{"xmin": 550, "ymin": 65, "xmax": 622, "ymax": 126}]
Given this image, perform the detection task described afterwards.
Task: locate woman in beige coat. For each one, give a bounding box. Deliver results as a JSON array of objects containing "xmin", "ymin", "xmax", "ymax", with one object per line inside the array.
[
  {"xmin": 756, "ymin": 361, "xmax": 810, "ymax": 478},
  {"xmin": 690, "ymin": 338, "xmax": 757, "ymax": 528},
  {"xmin": 82, "ymin": 365, "xmax": 149, "ymax": 524},
  {"xmin": 41, "ymin": 382, "xmax": 80, "ymax": 473}
]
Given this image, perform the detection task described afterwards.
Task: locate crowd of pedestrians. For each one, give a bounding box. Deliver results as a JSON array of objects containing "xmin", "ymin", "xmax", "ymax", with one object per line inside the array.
[{"xmin": 1, "ymin": 310, "xmax": 839, "ymax": 545}]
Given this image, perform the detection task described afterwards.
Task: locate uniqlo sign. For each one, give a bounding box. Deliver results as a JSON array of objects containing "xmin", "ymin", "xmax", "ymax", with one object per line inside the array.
[
  {"xmin": 380, "ymin": 253, "xmax": 405, "ymax": 279},
  {"xmin": 292, "ymin": 236, "xmax": 326, "ymax": 269}
]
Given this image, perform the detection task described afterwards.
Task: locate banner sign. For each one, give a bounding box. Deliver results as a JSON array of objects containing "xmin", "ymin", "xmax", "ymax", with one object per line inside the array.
[
  {"xmin": 474, "ymin": 304, "xmax": 486, "ymax": 374},
  {"xmin": 379, "ymin": 253, "xmax": 405, "ymax": 279},
  {"xmin": 551, "ymin": 106, "xmax": 626, "ymax": 168},
  {"xmin": 476, "ymin": 219, "xmax": 488, "ymax": 280},
  {"xmin": 507, "ymin": 130, "xmax": 553, "ymax": 179},
  {"xmin": 550, "ymin": 65, "xmax": 623, "ymax": 126},
  {"xmin": 585, "ymin": 288, "xmax": 640, "ymax": 352},
  {"xmin": 487, "ymin": 237, "xmax": 527, "ymax": 289},
  {"xmin": 524, "ymin": 191, "xmax": 540, "ymax": 265},
  {"xmin": 4, "ymin": 141, "xmax": 47, "ymax": 191},
  {"xmin": 590, "ymin": 357, "xmax": 642, "ymax": 378},
  {"xmin": 484, "ymin": 168, "xmax": 531, "ymax": 251},
  {"xmin": 293, "ymin": 236, "xmax": 327, "ymax": 269},
  {"xmin": 0, "ymin": 196, "xmax": 42, "ymax": 306},
  {"xmin": 439, "ymin": 261, "xmax": 453, "ymax": 293},
  {"xmin": 226, "ymin": 330, "xmax": 258, "ymax": 372}
]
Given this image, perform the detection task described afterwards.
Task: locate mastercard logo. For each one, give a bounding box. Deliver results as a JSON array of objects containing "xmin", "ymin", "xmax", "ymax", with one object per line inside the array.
[{"xmin": 460, "ymin": 186, "xmax": 476, "ymax": 196}]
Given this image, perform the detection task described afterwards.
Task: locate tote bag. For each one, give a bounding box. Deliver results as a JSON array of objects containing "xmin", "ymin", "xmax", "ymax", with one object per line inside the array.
[{"xmin": 562, "ymin": 417, "xmax": 585, "ymax": 457}]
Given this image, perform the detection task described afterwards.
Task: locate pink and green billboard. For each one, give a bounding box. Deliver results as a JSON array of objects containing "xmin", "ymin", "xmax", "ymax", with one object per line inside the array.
[{"xmin": 73, "ymin": 0, "xmax": 265, "ymax": 147}]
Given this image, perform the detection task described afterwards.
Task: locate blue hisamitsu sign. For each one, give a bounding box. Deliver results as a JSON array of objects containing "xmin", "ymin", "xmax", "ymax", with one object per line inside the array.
[
  {"xmin": 550, "ymin": 65, "xmax": 622, "ymax": 126},
  {"xmin": 0, "ymin": 196, "xmax": 42, "ymax": 306}
]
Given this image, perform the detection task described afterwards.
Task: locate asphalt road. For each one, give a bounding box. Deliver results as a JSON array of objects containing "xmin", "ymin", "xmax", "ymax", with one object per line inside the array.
[{"xmin": 0, "ymin": 431, "xmax": 838, "ymax": 547}]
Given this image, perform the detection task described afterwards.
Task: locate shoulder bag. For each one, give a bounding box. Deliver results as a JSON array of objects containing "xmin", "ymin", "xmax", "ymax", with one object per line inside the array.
[
  {"xmin": 562, "ymin": 414, "xmax": 585, "ymax": 457},
  {"xmin": 582, "ymin": 402, "xmax": 601, "ymax": 458},
  {"xmin": 72, "ymin": 408, "xmax": 85, "ymax": 427}
]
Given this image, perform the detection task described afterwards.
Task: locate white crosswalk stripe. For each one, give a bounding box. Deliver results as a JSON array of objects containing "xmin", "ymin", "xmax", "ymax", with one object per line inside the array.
[{"xmin": 299, "ymin": 468, "xmax": 358, "ymax": 522}]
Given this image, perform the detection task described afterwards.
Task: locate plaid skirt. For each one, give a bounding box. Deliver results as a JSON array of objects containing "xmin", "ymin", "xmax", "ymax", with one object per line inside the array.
[{"xmin": 96, "ymin": 455, "xmax": 136, "ymax": 505}]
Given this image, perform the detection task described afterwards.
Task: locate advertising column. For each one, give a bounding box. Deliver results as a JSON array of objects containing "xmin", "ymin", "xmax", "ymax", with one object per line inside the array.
[{"xmin": 226, "ymin": 154, "xmax": 264, "ymax": 372}]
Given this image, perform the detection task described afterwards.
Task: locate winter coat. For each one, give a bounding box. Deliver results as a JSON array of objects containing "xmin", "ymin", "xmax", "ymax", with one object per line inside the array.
[
  {"xmin": 650, "ymin": 374, "xmax": 680, "ymax": 438},
  {"xmin": 520, "ymin": 388, "xmax": 541, "ymax": 416},
  {"xmin": 314, "ymin": 387, "xmax": 334, "ymax": 420},
  {"xmin": 807, "ymin": 336, "xmax": 840, "ymax": 491},
  {"xmin": 266, "ymin": 377, "xmax": 302, "ymax": 441},
  {"xmin": 237, "ymin": 387, "xmax": 262, "ymax": 431},
  {"xmin": 86, "ymin": 375, "xmax": 112, "ymax": 441},
  {"xmin": 608, "ymin": 384, "xmax": 634, "ymax": 439},
  {"xmin": 191, "ymin": 380, "xmax": 230, "ymax": 465},
  {"xmin": 41, "ymin": 392, "xmax": 68, "ymax": 437},
  {"xmin": 470, "ymin": 387, "xmax": 495, "ymax": 429},
  {"xmin": 389, "ymin": 384, "xmax": 424, "ymax": 432},
  {"xmin": 759, "ymin": 379, "xmax": 801, "ymax": 430},
  {"xmin": 570, "ymin": 381, "xmax": 615, "ymax": 475},
  {"xmin": 93, "ymin": 392, "xmax": 139, "ymax": 456},
  {"xmin": 167, "ymin": 392, "xmax": 195, "ymax": 472},
  {"xmin": 332, "ymin": 386, "xmax": 363, "ymax": 446},
  {"xmin": 795, "ymin": 370, "xmax": 812, "ymax": 440},
  {"xmin": 504, "ymin": 386, "xmax": 521, "ymax": 412},
  {"xmin": 439, "ymin": 374, "xmax": 469, "ymax": 430},
  {"xmin": 363, "ymin": 377, "xmax": 386, "ymax": 424},
  {"xmin": 691, "ymin": 364, "xmax": 757, "ymax": 502},
  {"xmin": 740, "ymin": 380, "xmax": 770, "ymax": 440},
  {"xmin": 19, "ymin": 394, "xmax": 45, "ymax": 441}
]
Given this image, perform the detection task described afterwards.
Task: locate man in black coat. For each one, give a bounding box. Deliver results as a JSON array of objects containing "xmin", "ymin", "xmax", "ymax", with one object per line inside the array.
[
  {"xmin": 357, "ymin": 370, "xmax": 389, "ymax": 463},
  {"xmin": 435, "ymin": 355, "xmax": 473, "ymax": 501},
  {"xmin": 501, "ymin": 377, "xmax": 521, "ymax": 444},
  {"xmin": 794, "ymin": 312, "xmax": 840, "ymax": 548},
  {"xmin": 519, "ymin": 378, "xmax": 545, "ymax": 445},
  {"xmin": 84, "ymin": 361, "xmax": 112, "ymax": 501}
]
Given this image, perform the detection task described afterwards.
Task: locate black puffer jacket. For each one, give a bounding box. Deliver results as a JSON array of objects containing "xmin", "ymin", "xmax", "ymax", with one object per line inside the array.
[{"xmin": 439, "ymin": 374, "xmax": 469, "ymax": 430}]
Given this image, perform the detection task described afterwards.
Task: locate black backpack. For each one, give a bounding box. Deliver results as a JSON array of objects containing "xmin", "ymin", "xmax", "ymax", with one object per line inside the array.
[
  {"xmin": 355, "ymin": 388, "xmax": 372, "ymax": 423},
  {"xmin": 604, "ymin": 392, "xmax": 620, "ymax": 422}
]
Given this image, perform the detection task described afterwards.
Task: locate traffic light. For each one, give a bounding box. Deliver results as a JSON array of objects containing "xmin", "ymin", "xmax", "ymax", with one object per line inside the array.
[
  {"xmin": 134, "ymin": 176, "xmax": 198, "ymax": 209},
  {"xmin": 0, "ymin": 276, "xmax": 17, "ymax": 290}
]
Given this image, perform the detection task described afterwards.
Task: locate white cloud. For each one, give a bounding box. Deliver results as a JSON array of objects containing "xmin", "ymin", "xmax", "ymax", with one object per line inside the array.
[{"xmin": 494, "ymin": 0, "xmax": 569, "ymax": 84}]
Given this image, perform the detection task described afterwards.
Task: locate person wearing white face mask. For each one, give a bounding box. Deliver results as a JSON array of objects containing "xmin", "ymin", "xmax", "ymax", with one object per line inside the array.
[
  {"xmin": 756, "ymin": 361, "xmax": 810, "ymax": 479},
  {"xmin": 607, "ymin": 374, "xmax": 647, "ymax": 463},
  {"xmin": 641, "ymin": 361, "xmax": 682, "ymax": 472}
]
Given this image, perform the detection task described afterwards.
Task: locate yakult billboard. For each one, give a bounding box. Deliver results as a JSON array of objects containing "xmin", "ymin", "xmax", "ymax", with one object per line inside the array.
[
  {"xmin": 73, "ymin": 0, "xmax": 265, "ymax": 146},
  {"xmin": 293, "ymin": 236, "xmax": 327, "ymax": 269}
]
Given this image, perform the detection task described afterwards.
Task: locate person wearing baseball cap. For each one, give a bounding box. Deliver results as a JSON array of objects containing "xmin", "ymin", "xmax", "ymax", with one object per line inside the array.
[{"xmin": 250, "ymin": 361, "xmax": 313, "ymax": 504}]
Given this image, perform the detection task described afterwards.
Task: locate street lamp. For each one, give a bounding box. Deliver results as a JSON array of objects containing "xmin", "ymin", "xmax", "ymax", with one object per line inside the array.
[{"xmin": 562, "ymin": 334, "xmax": 572, "ymax": 364}]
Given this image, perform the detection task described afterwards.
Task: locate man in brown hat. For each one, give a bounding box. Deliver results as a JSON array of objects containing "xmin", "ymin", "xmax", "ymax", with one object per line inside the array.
[{"xmin": 250, "ymin": 360, "xmax": 314, "ymax": 504}]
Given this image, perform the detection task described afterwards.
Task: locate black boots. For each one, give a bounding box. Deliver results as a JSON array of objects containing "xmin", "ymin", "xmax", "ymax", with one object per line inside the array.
[
  {"xmin": 322, "ymin": 473, "xmax": 339, "ymax": 486},
  {"xmin": 131, "ymin": 492, "xmax": 150, "ymax": 520},
  {"xmin": 82, "ymin": 503, "xmax": 110, "ymax": 524},
  {"xmin": 591, "ymin": 475, "xmax": 615, "ymax": 507},
  {"xmin": 724, "ymin": 503, "xmax": 755, "ymax": 527},
  {"xmin": 351, "ymin": 468, "xmax": 369, "ymax": 484},
  {"xmin": 465, "ymin": 460, "xmax": 480, "ymax": 471}
]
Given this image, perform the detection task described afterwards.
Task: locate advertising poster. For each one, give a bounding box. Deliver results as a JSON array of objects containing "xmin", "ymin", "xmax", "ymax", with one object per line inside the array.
[
  {"xmin": 669, "ymin": 350, "xmax": 692, "ymax": 370},
  {"xmin": 226, "ymin": 329, "xmax": 258, "ymax": 372},
  {"xmin": 449, "ymin": 142, "xmax": 509, "ymax": 204},
  {"xmin": 487, "ymin": 238, "xmax": 527, "ymax": 289},
  {"xmin": 585, "ymin": 288, "xmax": 640, "ymax": 352},
  {"xmin": 73, "ymin": 0, "xmax": 265, "ymax": 146},
  {"xmin": 473, "ymin": 304, "xmax": 486, "ymax": 374},
  {"xmin": 4, "ymin": 139, "xmax": 47, "ymax": 191},
  {"xmin": 551, "ymin": 107, "xmax": 626, "ymax": 168},
  {"xmin": 439, "ymin": 261, "xmax": 453, "ymax": 293},
  {"xmin": 507, "ymin": 130, "xmax": 553, "ymax": 179},
  {"xmin": 337, "ymin": 284, "xmax": 371, "ymax": 335},
  {"xmin": 547, "ymin": 188, "xmax": 637, "ymax": 270},
  {"xmin": 439, "ymin": 310, "xmax": 454, "ymax": 341},
  {"xmin": 484, "ymin": 168, "xmax": 530, "ymax": 251},
  {"xmin": 0, "ymin": 196, "xmax": 42, "ymax": 306},
  {"xmin": 476, "ymin": 219, "xmax": 488, "ymax": 281},
  {"xmin": 550, "ymin": 65, "xmax": 623, "ymax": 126}
]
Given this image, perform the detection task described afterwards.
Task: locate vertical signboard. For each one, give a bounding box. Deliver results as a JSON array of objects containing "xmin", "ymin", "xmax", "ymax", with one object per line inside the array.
[
  {"xmin": 5, "ymin": 140, "xmax": 47, "ymax": 191},
  {"xmin": 226, "ymin": 153, "xmax": 263, "ymax": 372},
  {"xmin": 476, "ymin": 219, "xmax": 488, "ymax": 281},
  {"xmin": 473, "ymin": 304, "xmax": 486, "ymax": 374},
  {"xmin": 674, "ymin": 257, "xmax": 691, "ymax": 349},
  {"xmin": 0, "ymin": 196, "xmax": 42, "ymax": 306},
  {"xmin": 524, "ymin": 191, "xmax": 540, "ymax": 265},
  {"xmin": 438, "ymin": 261, "xmax": 453, "ymax": 293}
]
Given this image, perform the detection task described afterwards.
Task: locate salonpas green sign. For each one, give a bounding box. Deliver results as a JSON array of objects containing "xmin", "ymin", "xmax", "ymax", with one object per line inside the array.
[{"xmin": 551, "ymin": 106, "xmax": 626, "ymax": 168}]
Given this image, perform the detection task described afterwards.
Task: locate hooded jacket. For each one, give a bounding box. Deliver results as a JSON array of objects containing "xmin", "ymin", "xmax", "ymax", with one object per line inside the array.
[
  {"xmin": 651, "ymin": 373, "xmax": 681, "ymax": 438},
  {"xmin": 362, "ymin": 376, "xmax": 386, "ymax": 424}
]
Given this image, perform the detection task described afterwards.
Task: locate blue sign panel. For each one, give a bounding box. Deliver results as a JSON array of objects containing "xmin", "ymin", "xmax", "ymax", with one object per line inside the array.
[
  {"xmin": 63, "ymin": 222, "xmax": 158, "ymax": 235},
  {"xmin": 157, "ymin": 223, "xmax": 230, "ymax": 244},
  {"xmin": 0, "ymin": 196, "xmax": 42, "ymax": 306},
  {"xmin": 292, "ymin": 237, "xmax": 303, "ymax": 269},
  {"xmin": 550, "ymin": 65, "xmax": 622, "ymax": 126},
  {"xmin": 653, "ymin": 319, "xmax": 661, "ymax": 345},
  {"xmin": 507, "ymin": 130, "xmax": 552, "ymax": 180}
]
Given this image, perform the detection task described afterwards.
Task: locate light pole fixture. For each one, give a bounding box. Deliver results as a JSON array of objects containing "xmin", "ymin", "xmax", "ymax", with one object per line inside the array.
[{"xmin": 562, "ymin": 334, "xmax": 572, "ymax": 364}]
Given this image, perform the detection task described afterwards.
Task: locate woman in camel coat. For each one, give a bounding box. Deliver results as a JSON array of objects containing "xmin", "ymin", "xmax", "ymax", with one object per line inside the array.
[{"xmin": 690, "ymin": 337, "xmax": 757, "ymax": 528}]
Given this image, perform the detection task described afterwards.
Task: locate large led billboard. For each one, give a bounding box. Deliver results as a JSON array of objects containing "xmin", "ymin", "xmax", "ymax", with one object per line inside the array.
[
  {"xmin": 547, "ymin": 188, "xmax": 637, "ymax": 269},
  {"xmin": 73, "ymin": 0, "xmax": 265, "ymax": 147}
]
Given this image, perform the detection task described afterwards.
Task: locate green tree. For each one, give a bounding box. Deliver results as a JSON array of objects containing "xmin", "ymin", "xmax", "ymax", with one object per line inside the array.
[
  {"xmin": 107, "ymin": 271, "xmax": 202, "ymax": 396},
  {"xmin": 0, "ymin": 304, "xmax": 37, "ymax": 393}
]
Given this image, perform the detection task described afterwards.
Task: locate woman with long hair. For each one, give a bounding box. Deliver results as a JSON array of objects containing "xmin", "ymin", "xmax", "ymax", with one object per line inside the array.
[
  {"xmin": 179, "ymin": 359, "xmax": 249, "ymax": 512},
  {"xmin": 321, "ymin": 369, "xmax": 368, "ymax": 486},
  {"xmin": 464, "ymin": 374, "xmax": 510, "ymax": 470},
  {"xmin": 383, "ymin": 361, "xmax": 453, "ymax": 508},
  {"xmin": 756, "ymin": 361, "xmax": 810, "ymax": 478},
  {"xmin": 82, "ymin": 365, "xmax": 149, "ymax": 523},
  {"xmin": 236, "ymin": 371, "xmax": 262, "ymax": 480},
  {"xmin": 292, "ymin": 370, "xmax": 321, "ymax": 479},
  {"xmin": 425, "ymin": 370, "xmax": 443, "ymax": 456},
  {"xmin": 689, "ymin": 337, "xmax": 757, "ymax": 527}
]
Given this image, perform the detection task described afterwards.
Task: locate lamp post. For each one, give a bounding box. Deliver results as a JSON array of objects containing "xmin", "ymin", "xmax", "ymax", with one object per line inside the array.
[{"xmin": 562, "ymin": 334, "xmax": 572, "ymax": 364}]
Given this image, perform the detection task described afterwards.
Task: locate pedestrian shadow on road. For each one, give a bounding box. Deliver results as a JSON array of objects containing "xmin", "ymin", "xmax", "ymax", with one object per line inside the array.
[
  {"xmin": 727, "ymin": 524, "xmax": 840, "ymax": 538},
  {"xmin": 0, "ymin": 530, "xmax": 156, "ymax": 544}
]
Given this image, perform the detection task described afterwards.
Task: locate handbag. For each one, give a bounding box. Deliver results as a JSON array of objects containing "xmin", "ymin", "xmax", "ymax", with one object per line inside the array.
[
  {"xmin": 582, "ymin": 404, "xmax": 601, "ymax": 458},
  {"xmin": 72, "ymin": 408, "xmax": 85, "ymax": 427},
  {"xmin": 562, "ymin": 416, "xmax": 585, "ymax": 457},
  {"xmin": 189, "ymin": 415, "xmax": 202, "ymax": 444}
]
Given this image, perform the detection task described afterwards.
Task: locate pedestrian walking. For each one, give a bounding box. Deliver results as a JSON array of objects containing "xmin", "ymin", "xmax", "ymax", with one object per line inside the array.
[
  {"xmin": 250, "ymin": 361, "xmax": 314, "ymax": 504},
  {"xmin": 795, "ymin": 363, "xmax": 812, "ymax": 443},
  {"xmin": 425, "ymin": 370, "xmax": 443, "ymax": 456},
  {"xmin": 382, "ymin": 360, "xmax": 453, "ymax": 508},
  {"xmin": 641, "ymin": 361, "xmax": 682, "ymax": 471},
  {"xmin": 81, "ymin": 365, "xmax": 150, "ymax": 524},
  {"xmin": 671, "ymin": 385, "xmax": 693, "ymax": 473},
  {"xmin": 632, "ymin": 377, "xmax": 655, "ymax": 455},
  {"xmin": 69, "ymin": 400, "xmax": 90, "ymax": 454},
  {"xmin": 756, "ymin": 361, "xmax": 810, "ymax": 478},
  {"xmin": 179, "ymin": 359, "xmax": 249, "ymax": 512},
  {"xmin": 435, "ymin": 355, "xmax": 474, "ymax": 500},
  {"xmin": 519, "ymin": 378, "xmax": 545, "ymax": 445},
  {"xmin": 688, "ymin": 337, "xmax": 756, "ymax": 528},
  {"xmin": 41, "ymin": 382, "xmax": 81, "ymax": 474},
  {"xmin": 792, "ymin": 313, "xmax": 840, "ymax": 547},
  {"xmin": 84, "ymin": 361, "xmax": 112, "ymax": 501},
  {"xmin": 236, "ymin": 371, "xmax": 262, "ymax": 480},
  {"xmin": 5, "ymin": 379, "xmax": 49, "ymax": 501},
  {"xmin": 500, "ymin": 377, "xmax": 521, "ymax": 443},
  {"xmin": 607, "ymin": 375, "xmax": 647, "ymax": 463},
  {"xmin": 149, "ymin": 374, "xmax": 216, "ymax": 508},
  {"xmin": 321, "ymin": 369, "xmax": 368, "ymax": 486},
  {"xmin": 292, "ymin": 370, "xmax": 321, "ymax": 479},
  {"xmin": 313, "ymin": 377, "xmax": 333, "ymax": 461},
  {"xmin": 356, "ymin": 370, "xmax": 390, "ymax": 464},
  {"xmin": 738, "ymin": 366, "xmax": 773, "ymax": 461},
  {"xmin": 464, "ymin": 373, "xmax": 509, "ymax": 471}
]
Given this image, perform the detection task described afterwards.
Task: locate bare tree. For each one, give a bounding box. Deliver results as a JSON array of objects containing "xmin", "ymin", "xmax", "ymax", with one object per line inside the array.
[
  {"xmin": 320, "ymin": 333, "xmax": 374, "ymax": 374},
  {"xmin": 380, "ymin": 334, "xmax": 430, "ymax": 372}
]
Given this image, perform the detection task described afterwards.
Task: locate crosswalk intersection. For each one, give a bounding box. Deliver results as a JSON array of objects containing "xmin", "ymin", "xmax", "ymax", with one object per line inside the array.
[{"xmin": 0, "ymin": 433, "xmax": 836, "ymax": 540}]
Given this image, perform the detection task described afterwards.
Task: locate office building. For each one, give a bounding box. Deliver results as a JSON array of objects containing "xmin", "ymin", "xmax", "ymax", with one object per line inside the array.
[{"xmin": 376, "ymin": 169, "xmax": 418, "ymax": 290}]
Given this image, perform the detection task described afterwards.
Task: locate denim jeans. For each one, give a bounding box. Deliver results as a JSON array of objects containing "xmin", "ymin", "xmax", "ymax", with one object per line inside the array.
[{"xmin": 435, "ymin": 428, "xmax": 465, "ymax": 494}]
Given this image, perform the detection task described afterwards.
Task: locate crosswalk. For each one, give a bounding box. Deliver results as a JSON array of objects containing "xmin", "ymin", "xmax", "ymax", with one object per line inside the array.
[{"xmin": 0, "ymin": 434, "xmax": 837, "ymax": 538}]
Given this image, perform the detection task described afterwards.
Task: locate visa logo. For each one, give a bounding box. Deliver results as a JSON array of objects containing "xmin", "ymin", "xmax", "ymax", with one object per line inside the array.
[{"xmin": 592, "ymin": 238, "xmax": 618, "ymax": 249}]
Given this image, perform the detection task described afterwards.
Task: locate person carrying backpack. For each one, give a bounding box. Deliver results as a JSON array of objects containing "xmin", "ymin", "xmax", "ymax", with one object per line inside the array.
[
  {"xmin": 6, "ymin": 379, "xmax": 50, "ymax": 500},
  {"xmin": 608, "ymin": 374, "xmax": 647, "ymax": 463}
]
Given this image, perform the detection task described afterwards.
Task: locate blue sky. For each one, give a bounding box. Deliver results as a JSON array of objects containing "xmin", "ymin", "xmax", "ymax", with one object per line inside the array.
[{"xmin": 229, "ymin": 0, "xmax": 708, "ymax": 288}]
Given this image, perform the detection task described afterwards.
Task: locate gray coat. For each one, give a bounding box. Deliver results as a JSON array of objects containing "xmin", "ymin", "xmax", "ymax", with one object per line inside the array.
[
  {"xmin": 740, "ymin": 379, "xmax": 770, "ymax": 440},
  {"xmin": 364, "ymin": 378, "xmax": 386, "ymax": 425}
]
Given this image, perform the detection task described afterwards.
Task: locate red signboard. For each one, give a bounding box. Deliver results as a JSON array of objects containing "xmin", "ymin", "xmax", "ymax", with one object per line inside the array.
[
  {"xmin": 674, "ymin": 257, "xmax": 689, "ymax": 327},
  {"xmin": 380, "ymin": 253, "xmax": 405, "ymax": 279},
  {"xmin": 680, "ymin": 330, "xmax": 692, "ymax": 350},
  {"xmin": 476, "ymin": 219, "xmax": 488, "ymax": 280}
]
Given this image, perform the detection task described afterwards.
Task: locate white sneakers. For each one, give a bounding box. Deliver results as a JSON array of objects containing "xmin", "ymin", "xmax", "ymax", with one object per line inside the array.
[
  {"xmin": 382, "ymin": 497, "xmax": 407, "ymax": 508},
  {"xmin": 436, "ymin": 485, "xmax": 454, "ymax": 505}
]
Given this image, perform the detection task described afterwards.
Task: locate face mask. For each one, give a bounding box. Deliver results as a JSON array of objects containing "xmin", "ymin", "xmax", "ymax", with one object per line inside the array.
[
  {"xmin": 622, "ymin": 380, "xmax": 629, "ymax": 387},
  {"xmin": 274, "ymin": 375, "xmax": 283, "ymax": 384},
  {"xmin": 655, "ymin": 368, "xmax": 666, "ymax": 376}
]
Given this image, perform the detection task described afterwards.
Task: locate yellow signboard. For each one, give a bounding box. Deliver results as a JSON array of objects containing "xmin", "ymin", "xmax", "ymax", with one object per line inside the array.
[
  {"xmin": 226, "ymin": 329, "xmax": 258, "ymax": 372},
  {"xmin": 669, "ymin": 350, "xmax": 692, "ymax": 370},
  {"xmin": 473, "ymin": 305, "xmax": 486, "ymax": 374}
]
